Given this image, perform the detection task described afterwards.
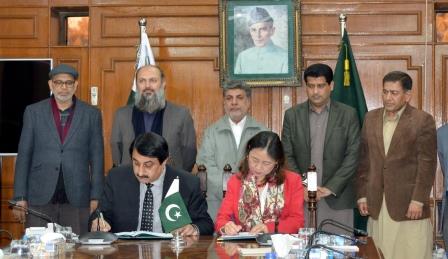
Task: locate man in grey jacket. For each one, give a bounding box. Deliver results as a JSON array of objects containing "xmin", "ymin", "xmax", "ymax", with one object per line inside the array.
[
  {"xmin": 197, "ymin": 82, "xmax": 268, "ymax": 220},
  {"xmin": 13, "ymin": 64, "xmax": 104, "ymax": 235},
  {"xmin": 111, "ymin": 65, "xmax": 197, "ymax": 171}
]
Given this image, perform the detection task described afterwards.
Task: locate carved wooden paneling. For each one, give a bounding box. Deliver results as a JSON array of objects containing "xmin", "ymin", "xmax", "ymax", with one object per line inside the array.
[
  {"xmin": 0, "ymin": 8, "xmax": 48, "ymax": 47},
  {"xmin": 91, "ymin": 0, "xmax": 217, "ymax": 6},
  {"xmin": 0, "ymin": 0, "xmax": 47, "ymax": 7},
  {"xmin": 435, "ymin": 45, "xmax": 448, "ymax": 125},
  {"xmin": 90, "ymin": 6, "xmax": 218, "ymax": 47},
  {"xmin": 302, "ymin": 2, "xmax": 432, "ymax": 45}
]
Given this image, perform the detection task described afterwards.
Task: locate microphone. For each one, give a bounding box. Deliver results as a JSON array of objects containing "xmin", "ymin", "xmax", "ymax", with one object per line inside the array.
[
  {"xmin": 304, "ymin": 244, "xmax": 362, "ymax": 259},
  {"xmin": 318, "ymin": 219, "xmax": 368, "ymax": 236},
  {"xmin": 308, "ymin": 230, "xmax": 367, "ymax": 247},
  {"xmin": 8, "ymin": 200, "xmax": 56, "ymax": 231}
]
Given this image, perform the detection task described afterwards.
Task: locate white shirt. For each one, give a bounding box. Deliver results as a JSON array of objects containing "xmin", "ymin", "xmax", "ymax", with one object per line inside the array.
[
  {"xmin": 137, "ymin": 167, "xmax": 166, "ymax": 232},
  {"xmin": 229, "ymin": 116, "xmax": 247, "ymax": 148}
]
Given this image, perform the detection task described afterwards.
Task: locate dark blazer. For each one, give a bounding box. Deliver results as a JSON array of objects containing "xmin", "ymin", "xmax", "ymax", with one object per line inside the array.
[
  {"xmin": 110, "ymin": 102, "xmax": 197, "ymax": 171},
  {"xmin": 13, "ymin": 98, "xmax": 104, "ymax": 207},
  {"xmin": 281, "ymin": 100, "xmax": 360, "ymax": 209},
  {"xmin": 99, "ymin": 164, "xmax": 214, "ymax": 235},
  {"xmin": 356, "ymin": 104, "xmax": 437, "ymax": 221}
]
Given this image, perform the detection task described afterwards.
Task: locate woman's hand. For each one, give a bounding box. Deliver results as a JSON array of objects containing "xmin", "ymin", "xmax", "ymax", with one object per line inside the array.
[
  {"xmin": 221, "ymin": 221, "xmax": 242, "ymax": 235},
  {"xmin": 249, "ymin": 223, "xmax": 268, "ymax": 234}
]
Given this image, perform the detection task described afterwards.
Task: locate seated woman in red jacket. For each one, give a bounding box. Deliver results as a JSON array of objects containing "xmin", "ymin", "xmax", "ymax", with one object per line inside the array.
[{"xmin": 215, "ymin": 131, "xmax": 304, "ymax": 235}]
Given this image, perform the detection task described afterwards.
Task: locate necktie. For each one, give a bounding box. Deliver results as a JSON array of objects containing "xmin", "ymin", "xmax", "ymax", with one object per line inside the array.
[{"xmin": 141, "ymin": 183, "xmax": 154, "ymax": 231}]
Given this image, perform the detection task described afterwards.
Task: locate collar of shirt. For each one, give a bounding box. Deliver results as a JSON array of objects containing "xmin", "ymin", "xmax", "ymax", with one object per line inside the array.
[
  {"xmin": 308, "ymin": 100, "xmax": 331, "ymax": 114},
  {"xmin": 383, "ymin": 104, "xmax": 407, "ymax": 122},
  {"xmin": 147, "ymin": 166, "xmax": 166, "ymax": 189},
  {"xmin": 229, "ymin": 116, "xmax": 247, "ymax": 148}
]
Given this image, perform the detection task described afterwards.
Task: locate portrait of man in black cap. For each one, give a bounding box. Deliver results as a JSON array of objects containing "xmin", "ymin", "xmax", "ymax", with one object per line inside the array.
[{"xmin": 233, "ymin": 5, "xmax": 288, "ymax": 75}]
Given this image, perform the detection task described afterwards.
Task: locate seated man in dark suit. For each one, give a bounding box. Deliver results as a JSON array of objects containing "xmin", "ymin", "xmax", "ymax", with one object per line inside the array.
[{"xmin": 91, "ymin": 132, "xmax": 214, "ymax": 236}]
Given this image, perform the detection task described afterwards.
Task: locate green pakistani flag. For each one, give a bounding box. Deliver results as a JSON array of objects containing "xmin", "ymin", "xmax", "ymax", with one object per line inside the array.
[
  {"xmin": 331, "ymin": 28, "xmax": 368, "ymax": 231},
  {"xmin": 159, "ymin": 178, "xmax": 192, "ymax": 233},
  {"xmin": 331, "ymin": 28, "xmax": 368, "ymax": 125}
]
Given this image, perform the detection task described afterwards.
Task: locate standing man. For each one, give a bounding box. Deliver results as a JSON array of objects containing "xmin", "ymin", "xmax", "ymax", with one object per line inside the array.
[
  {"xmin": 357, "ymin": 71, "xmax": 436, "ymax": 259},
  {"xmin": 438, "ymin": 124, "xmax": 448, "ymax": 247},
  {"xmin": 92, "ymin": 132, "xmax": 214, "ymax": 235},
  {"xmin": 282, "ymin": 63, "xmax": 360, "ymax": 230},
  {"xmin": 12, "ymin": 64, "xmax": 104, "ymax": 235},
  {"xmin": 234, "ymin": 7, "xmax": 288, "ymax": 74},
  {"xmin": 111, "ymin": 65, "xmax": 196, "ymax": 171},
  {"xmin": 197, "ymin": 82, "xmax": 268, "ymax": 220}
]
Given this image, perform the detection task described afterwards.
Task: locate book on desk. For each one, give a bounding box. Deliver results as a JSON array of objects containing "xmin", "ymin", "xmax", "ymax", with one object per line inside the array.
[{"xmin": 115, "ymin": 231, "xmax": 173, "ymax": 240}]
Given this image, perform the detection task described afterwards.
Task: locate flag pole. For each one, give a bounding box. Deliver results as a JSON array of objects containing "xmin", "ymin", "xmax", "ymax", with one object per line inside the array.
[{"xmin": 339, "ymin": 13, "xmax": 346, "ymax": 39}]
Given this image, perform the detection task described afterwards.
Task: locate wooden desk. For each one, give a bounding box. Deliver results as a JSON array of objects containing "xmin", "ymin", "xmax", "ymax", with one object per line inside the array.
[{"xmin": 66, "ymin": 236, "xmax": 382, "ymax": 258}]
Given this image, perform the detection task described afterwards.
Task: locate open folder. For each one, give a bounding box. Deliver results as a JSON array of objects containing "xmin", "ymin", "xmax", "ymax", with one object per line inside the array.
[
  {"xmin": 216, "ymin": 232, "xmax": 257, "ymax": 241},
  {"xmin": 115, "ymin": 231, "xmax": 173, "ymax": 240}
]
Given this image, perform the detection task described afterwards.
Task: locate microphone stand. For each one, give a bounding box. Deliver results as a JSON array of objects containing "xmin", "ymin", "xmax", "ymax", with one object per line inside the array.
[
  {"xmin": 8, "ymin": 200, "xmax": 56, "ymax": 232},
  {"xmin": 318, "ymin": 218, "xmax": 368, "ymax": 236}
]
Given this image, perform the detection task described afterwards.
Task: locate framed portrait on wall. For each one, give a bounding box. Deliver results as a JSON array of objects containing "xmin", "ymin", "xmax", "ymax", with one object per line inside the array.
[{"xmin": 219, "ymin": 0, "xmax": 301, "ymax": 87}]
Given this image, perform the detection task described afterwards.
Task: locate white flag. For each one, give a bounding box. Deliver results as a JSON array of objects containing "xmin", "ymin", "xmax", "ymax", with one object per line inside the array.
[{"xmin": 127, "ymin": 25, "xmax": 156, "ymax": 104}]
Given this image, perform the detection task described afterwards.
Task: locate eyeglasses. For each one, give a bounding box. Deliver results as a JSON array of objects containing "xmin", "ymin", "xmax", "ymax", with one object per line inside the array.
[
  {"xmin": 52, "ymin": 80, "xmax": 75, "ymax": 89},
  {"xmin": 248, "ymin": 155, "xmax": 276, "ymax": 169}
]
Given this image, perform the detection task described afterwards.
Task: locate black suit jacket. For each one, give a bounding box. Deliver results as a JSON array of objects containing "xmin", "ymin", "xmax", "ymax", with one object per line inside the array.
[{"xmin": 98, "ymin": 164, "xmax": 214, "ymax": 235}]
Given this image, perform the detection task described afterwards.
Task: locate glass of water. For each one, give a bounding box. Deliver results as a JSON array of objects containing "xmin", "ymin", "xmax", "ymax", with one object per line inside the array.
[{"xmin": 10, "ymin": 239, "xmax": 30, "ymax": 257}]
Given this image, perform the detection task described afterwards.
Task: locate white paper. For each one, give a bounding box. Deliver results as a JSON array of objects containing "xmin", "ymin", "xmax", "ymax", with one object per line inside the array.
[
  {"xmin": 115, "ymin": 231, "xmax": 173, "ymax": 238},
  {"xmin": 271, "ymin": 234, "xmax": 293, "ymax": 258},
  {"xmin": 217, "ymin": 232, "xmax": 257, "ymax": 241}
]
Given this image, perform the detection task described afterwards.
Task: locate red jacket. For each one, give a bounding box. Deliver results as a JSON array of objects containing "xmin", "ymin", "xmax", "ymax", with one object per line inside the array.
[{"xmin": 215, "ymin": 170, "xmax": 304, "ymax": 234}]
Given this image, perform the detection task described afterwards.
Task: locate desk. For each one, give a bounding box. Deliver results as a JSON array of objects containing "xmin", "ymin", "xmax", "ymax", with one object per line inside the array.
[{"xmin": 67, "ymin": 236, "xmax": 382, "ymax": 258}]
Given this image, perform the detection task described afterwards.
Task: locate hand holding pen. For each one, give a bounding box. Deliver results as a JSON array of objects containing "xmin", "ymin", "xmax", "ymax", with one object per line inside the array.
[{"xmin": 90, "ymin": 211, "xmax": 111, "ymax": 232}]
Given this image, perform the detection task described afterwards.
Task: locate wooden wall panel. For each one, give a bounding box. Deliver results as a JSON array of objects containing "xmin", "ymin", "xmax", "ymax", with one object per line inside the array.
[
  {"xmin": 90, "ymin": 6, "xmax": 218, "ymax": 47},
  {"xmin": 302, "ymin": 3, "xmax": 432, "ymax": 45},
  {"xmin": 0, "ymin": 8, "xmax": 49, "ymax": 47}
]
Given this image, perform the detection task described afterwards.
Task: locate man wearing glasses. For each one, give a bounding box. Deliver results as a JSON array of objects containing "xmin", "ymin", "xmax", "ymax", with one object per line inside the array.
[{"xmin": 12, "ymin": 64, "xmax": 104, "ymax": 235}]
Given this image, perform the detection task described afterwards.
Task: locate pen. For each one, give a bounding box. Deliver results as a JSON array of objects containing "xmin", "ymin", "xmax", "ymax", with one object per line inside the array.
[{"xmin": 99, "ymin": 212, "xmax": 106, "ymax": 229}]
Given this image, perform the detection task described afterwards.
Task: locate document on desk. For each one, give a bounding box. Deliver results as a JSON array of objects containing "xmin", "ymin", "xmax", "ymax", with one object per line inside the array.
[
  {"xmin": 217, "ymin": 232, "xmax": 257, "ymax": 241},
  {"xmin": 115, "ymin": 231, "xmax": 173, "ymax": 240}
]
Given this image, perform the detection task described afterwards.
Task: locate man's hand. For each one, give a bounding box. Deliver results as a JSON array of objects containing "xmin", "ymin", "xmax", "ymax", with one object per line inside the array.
[
  {"xmin": 90, "ymin": 200, "xmax": 98, "ymax": 214},
  {"xmin": 173, "ymin": 224, "xmax": 198, "ymax": 236},
  {"xmin": 90, "ymin": 217, "xmax": 111, "ymax": 232},
  {"xmin": 357, "ymin": 200, "xmax": 369, "ymax": 216},
  {"xmin": 12, "ymin": 200, "xmax": 28, "ymax": 223},
  {"xmin": 221, "ymin": 221, "xmax": 242, "ymax": 235},
  {"xmin": 249, "ymin": 223, "xmax": 268, "ymax": 234},
  {"xmin": 303, "ymin": 187, "xmax": 309, "ymax": 202},
  {"xmin": 406, "ymin": 202, "xmax": 423, "ymax": 220},
  {"xmin": 317, "ymin": 187, "xmax": 332, "ymax": 200}
]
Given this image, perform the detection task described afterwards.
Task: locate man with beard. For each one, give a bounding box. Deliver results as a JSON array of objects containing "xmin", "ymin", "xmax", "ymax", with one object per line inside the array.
[
  {"xmin": 197, "ymin": 82, "xmax": 268, "ymax": 220},
  {"xmin": 12, "ymin": 64, "xmax": 104, "ymax": 235},
  {"xmin": 111, "ymin": 65, "xmax": 196, "ymax": 171},
  {"xmin": 281, "ymin": 63, "xmax": 360, "ymax": 233}
]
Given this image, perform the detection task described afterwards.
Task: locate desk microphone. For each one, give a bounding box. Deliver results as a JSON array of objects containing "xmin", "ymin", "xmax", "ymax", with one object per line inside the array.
[
  {"xmin": 304, "ymin": 244, "xmax": 362, "ymax": 259},
  {"xmin": 318, "ymin": 219, "xmax": 368, "ymax": 236},
  {"xmin": 8, "ymin": 200, "xmax": 56, "ymax": 232},
  {"xmin": 308, "ymin": 230, "xmax": 367, "ymax": 247}
]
